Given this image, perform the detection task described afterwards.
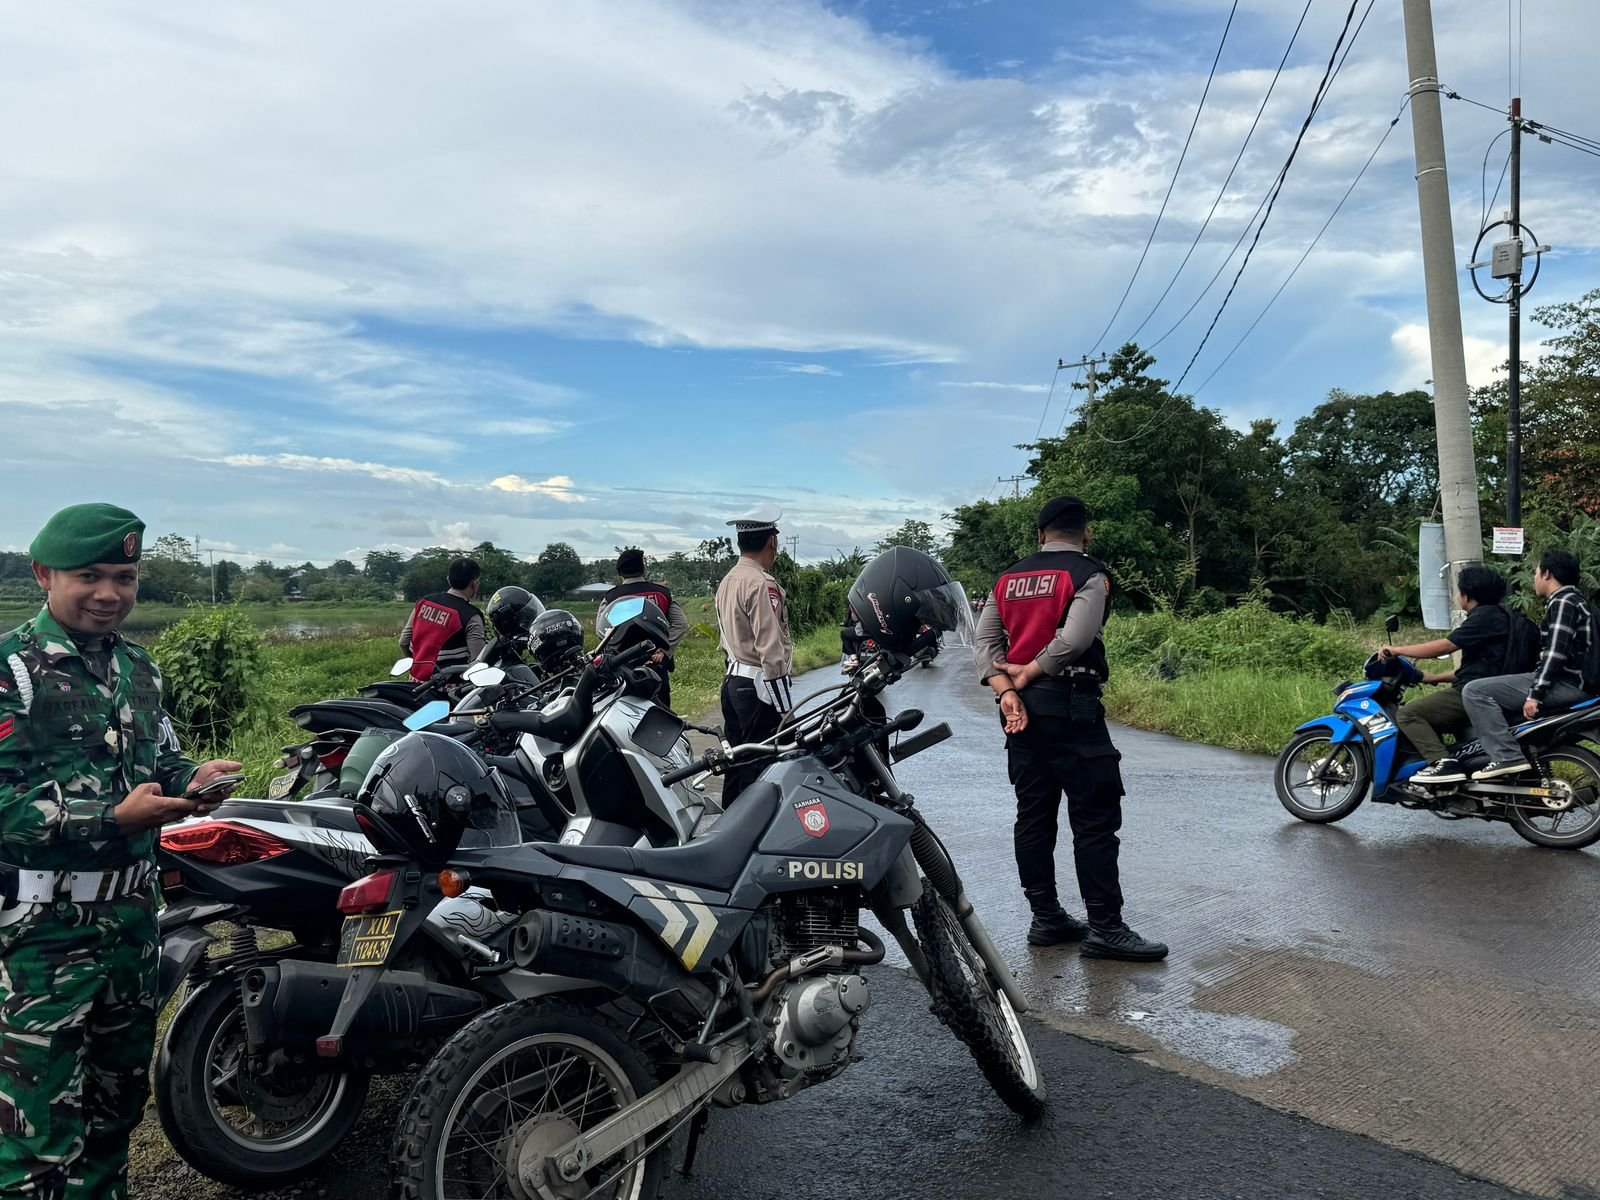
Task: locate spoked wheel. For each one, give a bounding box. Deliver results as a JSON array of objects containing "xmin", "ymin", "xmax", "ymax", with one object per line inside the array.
[
  {"xmin": 155, "ymin": 979, "xmax": 369, "ymax": 1186},
  {"xmin": 911, "ymin": 882, "xmax": 1045, "ymax": 1119},
  {"xmin": 1508, "ymin": 745, "xmax": 1600, "ymax": 849},
  {"xmin": 392, "ymin": 999, "xmax": 665, "ymax": 1200},
  {"xmin": 1274, "ymin": 731, "xmax": 1371, "ymax": 823}
]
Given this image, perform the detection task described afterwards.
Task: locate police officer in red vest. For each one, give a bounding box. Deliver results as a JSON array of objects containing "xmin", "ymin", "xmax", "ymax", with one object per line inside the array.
[
  {"xmin": 600, "ymin": 549, "xmax": 688, "ymax": 708},
  {"xmin": 399, "ymin": 557, "xmax": 487, "ymax": 682},
  {"xmin": 976, "ymin": 496, "xmax": 1167, "ymax": 961}
]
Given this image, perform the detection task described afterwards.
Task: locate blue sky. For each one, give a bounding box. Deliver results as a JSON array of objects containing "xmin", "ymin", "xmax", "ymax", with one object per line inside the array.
[{"xmin": 4, "ymin": 0, "xmax": 1597, "ymax": 568}]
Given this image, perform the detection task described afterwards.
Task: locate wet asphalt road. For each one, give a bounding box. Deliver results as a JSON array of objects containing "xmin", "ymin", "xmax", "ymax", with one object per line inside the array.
[{"xmin": 133, "ymin": 659, "xmax": 1600, "ymax": 1199}]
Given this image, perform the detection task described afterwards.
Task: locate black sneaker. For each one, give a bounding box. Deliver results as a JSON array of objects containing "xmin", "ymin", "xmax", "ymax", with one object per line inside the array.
[
  {"xmin": 1413, "ymin": 757, "xmax": 1468, "ymax": 785},
  {"xmin": 1473, "ymin": 759, "xmax": 1533, "ymax": 781},
  {"xmin": 1027, "ymin": 908, "xmax": 1089, "ymax": 946},
  {"xmin": 1081, "ymin": 921, "xmax": 1169, "ymax": 962}
]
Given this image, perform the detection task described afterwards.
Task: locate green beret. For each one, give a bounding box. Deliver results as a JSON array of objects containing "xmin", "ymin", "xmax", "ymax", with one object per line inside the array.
[{"xmin": 29, "ymin": 503, "xmax": 146, "ymax": 569}]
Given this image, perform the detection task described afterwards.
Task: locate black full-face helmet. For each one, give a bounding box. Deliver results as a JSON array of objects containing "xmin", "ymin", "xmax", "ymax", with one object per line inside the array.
[
  {"xmin": 356, "ymin": 731, "xmax": 519, "ymax": 865},
  {"xmin": 527, "ymin": 609, "xmax": 586, "ymax": 672},
  {"xmin": 594, "ymin": 596, "xmax": 671, "ymax": 655},
  {"xmin": 848, "ymin": 548, "xmax": 973, "ymax": 655},
  {"xmin": 486, "ymin": 585, "xmax": 546, "ymax": 640}
]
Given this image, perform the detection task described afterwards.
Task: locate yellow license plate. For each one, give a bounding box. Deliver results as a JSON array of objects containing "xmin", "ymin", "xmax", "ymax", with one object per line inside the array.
[{"xmin": 337, "ymin": 909, "xmax": 402, "ymax": 967}]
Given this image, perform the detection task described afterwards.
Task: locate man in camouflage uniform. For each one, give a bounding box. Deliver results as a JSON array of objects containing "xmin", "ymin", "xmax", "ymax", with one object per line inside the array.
[{"xmin": 0, "ymin": 504, "xmax": 241, "ymax": 1199}]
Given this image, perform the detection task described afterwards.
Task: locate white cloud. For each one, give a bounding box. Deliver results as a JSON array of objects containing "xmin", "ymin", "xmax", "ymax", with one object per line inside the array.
[
  {"xmin": 1390, "ymin": 322, "xmax": 1515, "ymax": 391},
  {"xmin": 488, "ymin": 474, "xmax": 583, "ymax": 502},
  {"xmin": 223, "ymin": 454, "xmax": 452, "ymax": 489},
  {"xmin": 774, "ymin": 363, "xmax": 841, "ymax": 376},
  {"xmin": 937, "ymin": 380, "xmax": 1050, "ymax": 393}
]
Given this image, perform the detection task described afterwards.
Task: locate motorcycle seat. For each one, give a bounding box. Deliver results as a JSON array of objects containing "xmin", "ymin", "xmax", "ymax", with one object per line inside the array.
[
  {"xmin": 291, "ymin": 698, "xmax": 413, "ymax": 733},
  {"xmin": 538, "ymin": 781, "xmax": 782, "ymax": 891}
]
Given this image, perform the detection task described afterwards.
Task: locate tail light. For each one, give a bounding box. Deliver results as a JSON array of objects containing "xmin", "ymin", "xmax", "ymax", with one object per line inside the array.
[
  {"xmin": 338, "ymin": 869, "xmax": 397, "ymax": 915},
  {"xmin": 160, "ymin": 821, "xmax": 291, "ymax": 865},
  {"xmin": 318, "ymin": 746, "xmax": 350, "ymax": 771}
]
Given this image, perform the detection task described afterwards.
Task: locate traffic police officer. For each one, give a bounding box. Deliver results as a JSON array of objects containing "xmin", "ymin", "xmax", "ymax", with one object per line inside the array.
[
  {"xmin": 0, "ymin": 504, "xmax": 242, "ymax": 1198},
  {"xmin": 714, "ymin": 508, "xmax": 792, "ymax": 801},
  {"xmin": 976, "ymin": 496, "xmax": 1167, "ymax": 961}
]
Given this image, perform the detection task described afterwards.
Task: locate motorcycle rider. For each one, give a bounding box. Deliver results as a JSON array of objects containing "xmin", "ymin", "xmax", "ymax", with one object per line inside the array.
[
  {"xmin": 715, "ymin": 508, "xmax": 792, "ymax": 802},
  {"xmin": 978, "ymin": 495, "xmax": 1167, "ymax": 962},
  {"xmin": 399, "ymin": 558, "xmax": 486, "ymax": 682},
  {"xmin": 1386, "ymin": 564, "xmax": 1512, "ymax": 785},
  {"xmin": 600, "ymin": 549, "xmax": 688, "ymax": 709},
  {"xmin": 1461, "ymin": 549, "xmax": 1598, "ymax": 779}
]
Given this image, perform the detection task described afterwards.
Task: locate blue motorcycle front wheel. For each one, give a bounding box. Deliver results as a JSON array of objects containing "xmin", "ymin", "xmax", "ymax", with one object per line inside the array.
[{"xmin": 1274, "ymin": 731, "xmax": 1370, "ymax": 823}]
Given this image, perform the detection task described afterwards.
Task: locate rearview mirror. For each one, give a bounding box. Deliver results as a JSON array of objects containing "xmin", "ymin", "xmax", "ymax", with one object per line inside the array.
[
  {"xmin": 464, "ymin": 664, "xmax": 507, "ymax": 688},
  {"xmin": 390, "ymin": 657, "xmax": 413, "ymax": 677},
  {"xmin": 405, "ymin": 700, "xmax": 452, "ymax": 730},
  {"xmin": 1384, "ymin": 614, "xmax": 1401, "ymax": 636}
]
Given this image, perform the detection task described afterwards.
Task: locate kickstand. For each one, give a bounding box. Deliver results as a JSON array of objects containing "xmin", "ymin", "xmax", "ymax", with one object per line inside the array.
[{"xmin": 679, "ymin": 1107, "xmax": 711, "ymax": 1178}]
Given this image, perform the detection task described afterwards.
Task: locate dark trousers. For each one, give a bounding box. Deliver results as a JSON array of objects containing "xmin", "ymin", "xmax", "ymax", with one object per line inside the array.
[
  {"xmin": 1394, "ymin": 687, "xmax": 1470, "ymax": 763},
  {"xmin": 720, "ymin": 676, "xmax": 780, "ymax": 802},
  {"xmin": 1006, "ymin": 714, "xmax": 1125, "ymax": 925}
]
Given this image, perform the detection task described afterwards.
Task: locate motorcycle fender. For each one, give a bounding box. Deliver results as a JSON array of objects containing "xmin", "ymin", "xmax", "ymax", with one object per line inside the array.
[
  {"xmin": 157, "ymin": 923, "xmax": 215, "ymax": 1011},
  {"xmin": 1295, "ymin": 715, "xmax": 1362, "ymax": 745}
]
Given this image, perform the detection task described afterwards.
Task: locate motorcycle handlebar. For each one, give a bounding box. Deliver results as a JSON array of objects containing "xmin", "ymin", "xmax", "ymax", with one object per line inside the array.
[{"xmin": 488, "ymin": 642, "xmax": 660, "ymax": 741}]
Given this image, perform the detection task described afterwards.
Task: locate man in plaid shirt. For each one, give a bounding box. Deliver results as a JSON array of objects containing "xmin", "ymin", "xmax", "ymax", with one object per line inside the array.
[{"xmin": 1462, "ymin": 549, "xmax": 1596, "ymax": 778}]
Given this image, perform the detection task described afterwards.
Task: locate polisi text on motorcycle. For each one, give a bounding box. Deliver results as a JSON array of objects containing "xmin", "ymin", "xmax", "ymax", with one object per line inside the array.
[{"xmin": 784, "ymin": 860, "xmax": 863, "ymax": 882}]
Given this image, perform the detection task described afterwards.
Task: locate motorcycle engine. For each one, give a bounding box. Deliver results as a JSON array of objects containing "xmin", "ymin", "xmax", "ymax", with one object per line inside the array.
[{"xmin": 770, "ymin": 973, "xmax": 870, "ymax": 1074}]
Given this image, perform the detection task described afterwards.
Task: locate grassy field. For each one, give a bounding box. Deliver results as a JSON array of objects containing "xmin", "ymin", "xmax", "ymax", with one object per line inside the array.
[{"xmin": 0, "ymin": 599, "xmax": 418, "ymax": 639}]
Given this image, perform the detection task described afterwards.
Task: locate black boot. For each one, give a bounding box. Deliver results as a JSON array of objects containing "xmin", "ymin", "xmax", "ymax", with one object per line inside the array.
[
  {"xmin": 1081, "ymin": 920, "xmax": 1168, "ymax": 962},
  {"xmin": 1027, "ymin": 906, "xmax": 1089, "ymax": 946}
]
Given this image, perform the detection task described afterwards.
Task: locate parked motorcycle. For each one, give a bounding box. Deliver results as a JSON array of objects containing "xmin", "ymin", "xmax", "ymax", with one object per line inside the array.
[
  {"xmin": 290, "ymin": 551, "xmax": 1038, "ymax": 1200},
  {"xmin": 152, "ymin": 619, "xmax": 705, "ymax": 1186},
  {"xmin": 1275, "ymin": 617, "xmax": 1600, "ymax": 848}
]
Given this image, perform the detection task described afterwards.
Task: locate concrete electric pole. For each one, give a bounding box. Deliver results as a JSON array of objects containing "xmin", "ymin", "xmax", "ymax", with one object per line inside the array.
[{"xmin": 1402, "ymin": 0, "xmax": 1483, "ymax": 615}]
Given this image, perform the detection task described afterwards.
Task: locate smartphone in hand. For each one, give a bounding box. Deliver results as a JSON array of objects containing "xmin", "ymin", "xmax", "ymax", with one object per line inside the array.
[{"xmin": 185, "ymin": 772, "xmax": 245, "ymax": 802}]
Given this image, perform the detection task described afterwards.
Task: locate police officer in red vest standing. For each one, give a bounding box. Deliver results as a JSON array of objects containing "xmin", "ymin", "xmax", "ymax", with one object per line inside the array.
[
  {"xmin": 399, "ymin": 557, "xmax": 487, "ymax": 682},
  {"xmin": 601, "ymin": 549, "xmax": 689, "ymax": 708},
  {"xmin": 976, "ymin": 496, "xmax": 1167, "ymax": 962}
]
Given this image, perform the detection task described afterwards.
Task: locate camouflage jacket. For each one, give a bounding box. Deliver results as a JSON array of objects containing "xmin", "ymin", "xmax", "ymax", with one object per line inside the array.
[{"xmin": 0, "ymin": 607, "xmax": 198, "ymax": 870}]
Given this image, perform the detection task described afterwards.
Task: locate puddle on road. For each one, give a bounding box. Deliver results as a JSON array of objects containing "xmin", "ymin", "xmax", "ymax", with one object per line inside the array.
[{"xmin": 1122, "ymin": 1007, "xmax": 1298, "ymax": 1078}]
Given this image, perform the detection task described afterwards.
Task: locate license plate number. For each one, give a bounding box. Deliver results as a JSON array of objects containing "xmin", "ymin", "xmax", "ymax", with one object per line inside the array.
[
  {"xmin": 337, "ymin": 910, "xmax": 401, "ymax": 967},
  {"xmin": 267, "ymin": 769, "xmax": 300, "ymax": 799}
]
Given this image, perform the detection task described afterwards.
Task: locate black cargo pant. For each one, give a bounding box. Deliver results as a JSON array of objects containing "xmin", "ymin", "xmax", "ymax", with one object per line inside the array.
[
  {"xmin": 1006, "ymin": 709, "xmax": 1126, "ymax": 926},
  {"xmin": 720, "ymin": 675, "xmax": 781, "ymax": 802}
]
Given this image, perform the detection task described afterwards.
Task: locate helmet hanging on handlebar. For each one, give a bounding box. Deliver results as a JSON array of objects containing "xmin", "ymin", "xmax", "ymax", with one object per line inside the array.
[
  {"xmin": 355, "ymin": 731, "xmax": 519, "ymax": 866},
  {"xmin": 485, "ymin": 585, "xmax": 546, "ymax": 639},
  {"xmin": 848, "ymin": 548, "xmax": 972, "ymax": 655}
]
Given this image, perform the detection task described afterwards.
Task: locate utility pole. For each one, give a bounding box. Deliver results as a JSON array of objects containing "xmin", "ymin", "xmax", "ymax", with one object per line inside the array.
[
  {"xmin": 1402, "ymin": 0, "xmax": 1483, "ymax": 615},
  {"xmin": 1055, "ymin": 353, "xmax": 1109, "ymax": 432},
  {"xmin": 1506, "ymin": 96, "xmax": 1522, "ymax": 526},
  {"xmin": 784, "ymin": 535, "xmax": 799, "ymax": 560},
  {"xmin": 195, "ymin": 534, "xmax": 216, "ymax": 604},
  {"xmin": 997, "ymin": 475, "xmax": 1026, "ymax": 500}
]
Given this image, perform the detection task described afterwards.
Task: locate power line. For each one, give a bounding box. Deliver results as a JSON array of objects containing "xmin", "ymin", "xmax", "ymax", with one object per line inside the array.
[
  {"xmin": 1171, "ymin": 0, "xmax": 1368, "ymax": 393},
  {"xmin": 1192, "ymin": 96, "xmax": 1411, "ymax": 398},
  {"xmin": 1032, "ymin": 362, "xmax": 1064, "ymax": 440},
  {"xmin": 1146, "ymin": 0, "xmax": 1376, "ymax": 354},
  {"xmin": 1532, "ymin": 131, "xmax": 1600, "ymax": 161},
  {"xmin": 1478, "ymin": 125, "xmax": 1512, "ymax": 229},
  {"xmin": 1088, "ymin": 0, "xmax": 1239, "ymax": 355},
  {"xmin": 1119, "ymin": 0, "xmax": 1314, "ymax": 347}
]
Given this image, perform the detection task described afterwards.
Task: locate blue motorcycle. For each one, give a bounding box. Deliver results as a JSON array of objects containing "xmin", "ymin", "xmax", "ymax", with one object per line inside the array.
[{"xmin": 1274, "ymin": 626, "xmax": 1600, "ymax": 849}]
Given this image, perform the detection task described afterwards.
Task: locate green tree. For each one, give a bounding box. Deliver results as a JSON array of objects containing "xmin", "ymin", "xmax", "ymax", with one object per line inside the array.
[
  {"xmin": 363, "ymin": 549, "xmax": 405, "ymax": 586},
  {"xmin": 529, "ymin": 542, "xmax": 584, "ymax": 596},
  {"xmin": 213, "ymin": 559, "xmax": 243, "ymax": 602},
  {"xmin": 874, "ymin": 520, "xmax": 941, "ymax": 556},
  {"xmin": 139, "ymin": 534, "xmax": 206, "ymax": 603},
  {"xmin": 328, "ymin": 558, "xmax": 357, "ymax": 578}
]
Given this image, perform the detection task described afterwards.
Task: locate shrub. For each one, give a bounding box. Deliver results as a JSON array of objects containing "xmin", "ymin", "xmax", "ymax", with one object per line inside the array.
[{"xmin": 152, "ymin": 605, "xmax": 269, "ymax": 749}]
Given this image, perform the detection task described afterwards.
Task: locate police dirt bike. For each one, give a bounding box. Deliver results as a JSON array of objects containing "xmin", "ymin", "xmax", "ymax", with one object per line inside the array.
[
  {"xmin": 1275, "ymin": 619, "xmax": 1600, "ymax": 848},
  {"xmin": 328, "ymin": 550, "xmax": 1040, "ymax": 1200}
]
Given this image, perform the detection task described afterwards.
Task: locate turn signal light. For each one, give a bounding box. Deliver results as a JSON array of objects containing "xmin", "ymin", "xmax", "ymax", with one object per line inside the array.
[
  {"xmin": 160, "ymin": 821, "xmax": 291, "ymax": 865},
  {"xmin": 438, "ymin": 869, "xmax": 471, "ymax": 898},
  {"xmin": 337, "ymin": 868, "xmax": 397, "ymax": 915}
]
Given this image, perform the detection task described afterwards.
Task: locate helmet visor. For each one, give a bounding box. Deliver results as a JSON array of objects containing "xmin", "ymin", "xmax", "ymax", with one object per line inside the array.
[
  {"xmin": 912, "ymin": 580, "xmax": 976, "ymax": 650},
  {"xmin": 595, "ymin": 595, "xmax": 646, "ymax": 642}
]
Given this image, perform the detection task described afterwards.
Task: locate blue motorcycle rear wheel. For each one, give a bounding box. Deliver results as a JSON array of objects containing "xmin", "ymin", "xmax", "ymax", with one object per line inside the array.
[{"xmin": 1274, "ymin": 731, "xmax": 1370, "ymax": 823}]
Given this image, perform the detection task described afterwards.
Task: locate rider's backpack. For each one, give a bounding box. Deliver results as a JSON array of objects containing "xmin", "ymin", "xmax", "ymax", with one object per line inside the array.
[{"xmin": 1504, "ymin": 609, "xmax": 1543, "ymax": 674}]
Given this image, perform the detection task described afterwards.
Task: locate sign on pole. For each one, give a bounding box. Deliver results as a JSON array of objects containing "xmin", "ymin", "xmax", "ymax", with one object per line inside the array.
[
  {"xmin": 1419, "ymin": 522, "xmax": 1450, "ymax": 630},
  {"xmin": 1491, "ymin": 527, "xmax": 1526, "ymax": 556}
]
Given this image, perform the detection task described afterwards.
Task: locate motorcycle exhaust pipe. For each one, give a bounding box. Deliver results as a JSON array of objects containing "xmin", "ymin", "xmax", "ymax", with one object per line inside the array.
[{"xmin": 512, "ymin": 910, "xmax": 714, "ymax": 1013}]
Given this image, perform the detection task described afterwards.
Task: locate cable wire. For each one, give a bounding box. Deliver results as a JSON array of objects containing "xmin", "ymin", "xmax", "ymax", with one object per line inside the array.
[
  {"xmin": 1146, "ymin": 0, "xmax": 1375, "ymax": 354},
  {"xmin": 1171, "ymin": 0, "xmax": 1366, "ymax": 393},
  {"xmin": 1032, "ymin": 363, "xmax": 1063, "ymax": 440},
  {"xmin": 1117, "ymin": 0, "xmax": 1315, "ymax": 348},
  {"xmin": 1088, "ymin": 0, "xmax": 1239, "ymax": 354},
  {"xmin": 1192, "ymin": 96, "xmax": 1410, "ymax": 398},
  {"xmin": 1478, "ymin": 126, "xmax": 1512, "ymax": 229}
]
